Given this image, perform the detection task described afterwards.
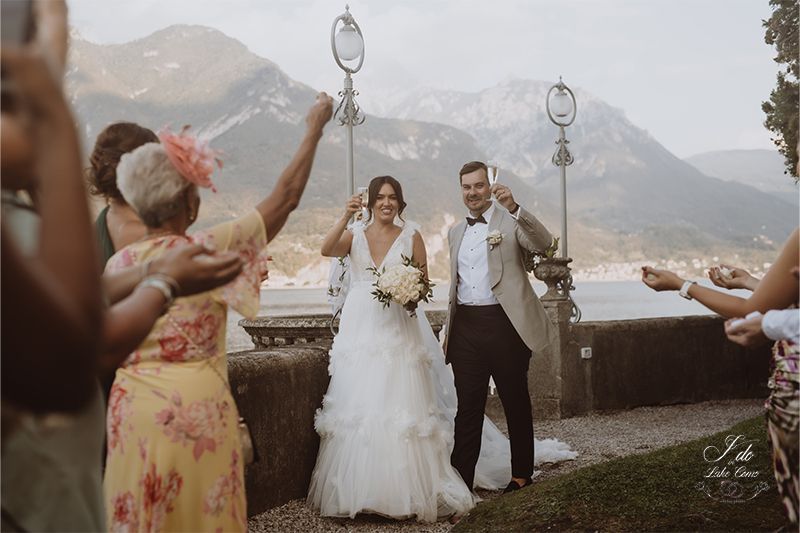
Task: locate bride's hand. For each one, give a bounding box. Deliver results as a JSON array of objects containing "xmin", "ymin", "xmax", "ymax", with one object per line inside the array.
[{"xmin": 343, "ymin": 194, "xmax": 362, "ymax": 218}]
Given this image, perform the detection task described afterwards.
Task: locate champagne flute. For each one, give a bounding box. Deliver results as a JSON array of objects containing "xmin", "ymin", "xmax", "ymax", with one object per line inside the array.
[
  {"xmin": 487, "ymin": 160, "xmax": 499, "ymax": 186},
  {"xmin": 356, "ymin": 186, "xmax": 369, "ymax": 221},
  {"xmin": 487, "ymin": 160, "xmax": 499, "ymax": 205}
]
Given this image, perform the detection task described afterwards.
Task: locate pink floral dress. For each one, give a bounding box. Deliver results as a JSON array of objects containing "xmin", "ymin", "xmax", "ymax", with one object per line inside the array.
[{"xmin": 103, "ymin": 210, "xmax": 266, "ymax": 532}]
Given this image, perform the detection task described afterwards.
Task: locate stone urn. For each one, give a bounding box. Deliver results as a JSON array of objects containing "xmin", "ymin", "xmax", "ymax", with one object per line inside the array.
[{"xmin": 533, "ymin": 256, "xmax": 573, "ymax": 301}]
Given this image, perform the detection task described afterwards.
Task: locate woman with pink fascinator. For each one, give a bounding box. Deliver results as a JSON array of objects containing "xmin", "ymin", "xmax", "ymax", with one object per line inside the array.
[{"xmin": 102, "ymin": 94, "xmax": 333, "ymax": 532}]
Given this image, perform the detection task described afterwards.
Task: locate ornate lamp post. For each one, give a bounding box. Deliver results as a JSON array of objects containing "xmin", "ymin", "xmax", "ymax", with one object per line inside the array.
[
  {"xmin": 330, "ymin": 4, "xmax": 365, "ymax": 198},
  {"xmin": 545, "ymin": 77, "xmax": 576, "ymax": 258},
  {"xmin": 327, "ymin": 6, "xmax": 365, "ymax": 334},
  {"xmin": 540, "ymin": 76, "xmax": 581, "ymax": 323}
]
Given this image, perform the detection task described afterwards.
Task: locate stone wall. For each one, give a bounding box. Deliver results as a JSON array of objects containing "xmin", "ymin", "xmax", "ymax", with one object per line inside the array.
[
  {"xmin": 227, "ymin": 345, "xmax": 330, "ymax": 517},
  {"xmin": 556, "ymin": 315, "xmax": 770, "ymax": 418},
  {"xmin": 228, "ymin": 311, "xmax": 772, "ymax": 515}
]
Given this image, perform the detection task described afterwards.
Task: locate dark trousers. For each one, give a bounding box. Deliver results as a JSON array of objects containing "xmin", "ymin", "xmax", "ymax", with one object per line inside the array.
[{"xmin": 449, "ymin": 304, "xmax": 533, "ymax": 489}]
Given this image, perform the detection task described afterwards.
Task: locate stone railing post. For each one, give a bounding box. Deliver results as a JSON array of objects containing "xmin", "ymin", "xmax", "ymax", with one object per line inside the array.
[{"xmin": 531, "ymin": 256, "xmax": 574, "ymax": 419}]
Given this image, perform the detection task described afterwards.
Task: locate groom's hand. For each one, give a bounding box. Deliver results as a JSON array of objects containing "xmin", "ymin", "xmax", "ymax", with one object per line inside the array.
[{"xmin": 491, "ymin": 183, "xmax": 519, "ymax": 213}]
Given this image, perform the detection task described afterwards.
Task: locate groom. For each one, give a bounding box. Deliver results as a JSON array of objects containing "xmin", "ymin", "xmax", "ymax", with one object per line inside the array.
[{"xmin": 445, "ymin": 160, "xmax": 554, "ymax": 493}]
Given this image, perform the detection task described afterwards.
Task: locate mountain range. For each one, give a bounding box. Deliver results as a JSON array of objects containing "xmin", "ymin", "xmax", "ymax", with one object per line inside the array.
[
  {"xmin": 684, "ymin": 149, "xmax": 797, "ymax": 206},
  {"xmin": 65, "ymin": 25, "xmax": 797, "ymax": 283}
]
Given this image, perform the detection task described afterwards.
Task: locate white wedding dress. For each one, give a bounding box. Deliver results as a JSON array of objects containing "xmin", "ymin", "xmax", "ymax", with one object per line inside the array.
[{"xmin": 308, "ymin": 221, "xmax": 576, "ymax": 522}]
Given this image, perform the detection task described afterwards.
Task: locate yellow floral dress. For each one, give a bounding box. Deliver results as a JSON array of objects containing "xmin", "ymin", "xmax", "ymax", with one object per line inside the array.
[{"xmin": 103, "ymin": 210, "xmax": 266, "ymax": 532}]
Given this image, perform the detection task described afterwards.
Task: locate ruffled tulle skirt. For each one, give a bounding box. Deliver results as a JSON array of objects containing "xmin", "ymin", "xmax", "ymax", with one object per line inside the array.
[{"xmin": 307, "ymin": 285, "xmax": 475, "ymax": 521}]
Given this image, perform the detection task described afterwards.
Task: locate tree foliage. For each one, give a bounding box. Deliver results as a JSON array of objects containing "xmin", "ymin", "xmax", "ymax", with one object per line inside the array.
[{"xmin": 762, "ymin": 0, "xmax": 799, "ymax": 179}]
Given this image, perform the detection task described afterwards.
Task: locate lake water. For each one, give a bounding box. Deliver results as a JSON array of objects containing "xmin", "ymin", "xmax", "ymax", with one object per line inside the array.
[{"xmin": 226, "ymin": 280, "xmax": 750, "ymax": 352}]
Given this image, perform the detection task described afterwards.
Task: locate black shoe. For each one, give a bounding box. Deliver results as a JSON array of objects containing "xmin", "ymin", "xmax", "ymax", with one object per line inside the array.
[{"xmin": 502, "ymin": 477, "xmax": 533, "ymax": 494}]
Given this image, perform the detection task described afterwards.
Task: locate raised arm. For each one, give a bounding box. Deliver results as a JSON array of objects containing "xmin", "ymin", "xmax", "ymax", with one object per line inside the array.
[
  {"xmin": 321, "ymin": 194, "xmax": 361, "ymax": 257},
  {"xmin": 2, "ymin": 46, "xmax": 104, "ymax": 333},
  {"xmin": 642, "ymin": 228, "xmax": 799, "ymax": 318},
  {"xmin": 255, "ymin": 93, "xmax": 333, "ymax": 242},
  {"xmin": 490, "ymin": 184, "xmax": 553, "ymax": 252}
]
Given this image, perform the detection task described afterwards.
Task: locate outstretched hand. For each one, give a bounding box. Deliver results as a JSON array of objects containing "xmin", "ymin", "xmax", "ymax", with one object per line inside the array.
[
  {"xmin": 724, "ymin": 314, "xmax": 768, "ymax": 347},
  {"xmin": 151, "ymin": 243, "xmax": 243, "ymax": 296},
  {"xmin": 708, "ymin": 264, "xmax": 758, "ymax": 291},
  {"xmin": 641, "ymin": 266, "xmax": 683, "ymax": 292},
  {"xmin": 306, "ymin": 92, "xmax": 334, "ymax": 133}
]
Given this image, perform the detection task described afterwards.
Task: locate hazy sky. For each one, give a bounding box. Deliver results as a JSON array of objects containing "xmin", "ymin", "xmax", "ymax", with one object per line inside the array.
[{"xmin": 69, "ymin": 0, "xmax": 781, "ymax": 158}]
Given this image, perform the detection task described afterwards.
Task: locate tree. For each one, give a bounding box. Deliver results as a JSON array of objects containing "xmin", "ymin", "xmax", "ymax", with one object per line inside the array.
[{"xmin": 762, "ymin": 0, "xmax": 799, "ymax": 179}]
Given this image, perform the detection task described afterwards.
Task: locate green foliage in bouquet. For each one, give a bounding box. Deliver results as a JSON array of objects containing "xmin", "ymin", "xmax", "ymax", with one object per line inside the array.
[{"xmin": 368, "ymin": 254, "xmax": 435, "ymax": 315}]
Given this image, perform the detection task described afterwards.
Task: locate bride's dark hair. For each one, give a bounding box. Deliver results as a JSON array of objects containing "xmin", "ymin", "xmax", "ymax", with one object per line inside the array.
[{"xmin": 365, "ymin": 175, "xmax": 407, "ymax": 223}]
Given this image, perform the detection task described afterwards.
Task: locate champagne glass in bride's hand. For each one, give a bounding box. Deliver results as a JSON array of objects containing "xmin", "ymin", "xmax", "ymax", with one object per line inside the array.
[{"xmin": 356, "ymin": 186, "xmax": 369, "ymax": 221}]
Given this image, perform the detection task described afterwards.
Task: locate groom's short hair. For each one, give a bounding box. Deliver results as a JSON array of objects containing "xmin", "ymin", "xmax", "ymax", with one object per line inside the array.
[{"xmin": 459, "ymin": 161, "xmax": 488, "ymax": 183}]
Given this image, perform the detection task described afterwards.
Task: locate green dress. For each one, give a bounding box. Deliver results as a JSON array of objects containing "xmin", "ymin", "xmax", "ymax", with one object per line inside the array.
[{"xmin": 95, "ymin": 205, "xmax": 116, "ymax": 267}]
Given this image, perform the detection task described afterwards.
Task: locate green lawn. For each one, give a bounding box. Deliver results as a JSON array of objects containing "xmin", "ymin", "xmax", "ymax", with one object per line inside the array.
[{"xmin": 454, "ymin": 416, "xmax": 788, "ymax": 532}]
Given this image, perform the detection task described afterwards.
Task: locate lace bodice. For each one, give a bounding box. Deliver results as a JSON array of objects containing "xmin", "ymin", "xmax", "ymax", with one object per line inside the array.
[{"xmin": 349, "ymin": 221, "xmax": 420, "ymax": 284}]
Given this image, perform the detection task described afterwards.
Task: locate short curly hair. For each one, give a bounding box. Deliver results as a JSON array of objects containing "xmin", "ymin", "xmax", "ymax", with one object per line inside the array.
[
  {"xmin": 116, "ymin": 143, "xmax": 195, "ymax": 228},
  {"xmin": 86, "ymin": 122, "xmax": 158, "ymax": 201}
]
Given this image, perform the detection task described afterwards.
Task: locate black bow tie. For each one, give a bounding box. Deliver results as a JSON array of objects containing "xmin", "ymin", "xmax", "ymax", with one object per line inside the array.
[{"xmin": 466, "ymin": 215, "xmax": 487, "ymax": 226}]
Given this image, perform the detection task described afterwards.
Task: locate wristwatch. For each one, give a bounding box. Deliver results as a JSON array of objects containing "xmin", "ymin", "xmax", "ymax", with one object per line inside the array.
[{"xmin": 679, "ymin": 280, "xmax": 696, "ymax": 300}]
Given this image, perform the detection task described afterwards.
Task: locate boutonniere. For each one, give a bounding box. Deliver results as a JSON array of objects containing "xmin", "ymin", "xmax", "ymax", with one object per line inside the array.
[{"xmin": 486, "ymin": 230, "xmax": 504, "ymax": 249}]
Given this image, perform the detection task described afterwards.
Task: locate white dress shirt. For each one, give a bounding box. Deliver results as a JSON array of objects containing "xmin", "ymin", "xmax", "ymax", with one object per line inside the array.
[
  {"xmin": 457, "ymin": 203, "xmax": 500, "ymax": 306},
  {"xmin": 762, "ymin": 309, "xmax": 800, "ymax": 343}
]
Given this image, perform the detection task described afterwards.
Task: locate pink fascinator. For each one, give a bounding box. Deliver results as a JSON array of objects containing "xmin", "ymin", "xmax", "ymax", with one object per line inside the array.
[{"xmin": 158, "ymin": 125, "xmax": 223, "ymax": 192}]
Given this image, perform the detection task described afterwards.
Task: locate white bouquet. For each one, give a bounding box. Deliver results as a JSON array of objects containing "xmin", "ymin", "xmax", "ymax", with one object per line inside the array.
[{"xmin": 369, "ymin": 255, "xmax": 434, "ymax": 317}]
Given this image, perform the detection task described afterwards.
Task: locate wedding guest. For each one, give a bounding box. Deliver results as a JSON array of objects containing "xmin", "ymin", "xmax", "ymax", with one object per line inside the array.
[
  {"xmin": 0, "ymin": 3, "xmax": 103, "ymax": 528},
  {"xmin": 1, "ymin": 2, "xmax": 102, "ymax": 418},
  {"xmin": 86, "ymin": 121, "xmax": 158, "ymax": 265},
  {"xmin": 1, "ymin": 5, "xmax": 246, "ymax": 530},
  {"xmin": 642, "ymin": 228, "xmax": 799, "ymax": 526},
  {"xmin": 103, "ymin": 94, "xmax": 332, "ymax": 532},
  {"xmin": 723, "ymin": 268, "xmax": 799, "ymax": 525}
]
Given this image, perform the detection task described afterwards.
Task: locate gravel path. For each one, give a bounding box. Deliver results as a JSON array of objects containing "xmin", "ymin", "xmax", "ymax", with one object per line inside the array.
[{"xmin": 248, "ymin": 398, "xmax": 765, "ymax": 533}]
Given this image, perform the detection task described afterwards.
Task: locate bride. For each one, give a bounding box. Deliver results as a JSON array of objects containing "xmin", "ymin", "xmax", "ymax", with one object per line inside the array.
[{"xmin": 307, "ymin": 176, "xmax": 575, "ymax": 522}]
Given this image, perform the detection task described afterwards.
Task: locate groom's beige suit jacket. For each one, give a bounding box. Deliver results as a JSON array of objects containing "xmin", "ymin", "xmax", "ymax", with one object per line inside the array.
[{"xmin": 444, "ymin": 206, "xmax": 554, "ymax": 362}]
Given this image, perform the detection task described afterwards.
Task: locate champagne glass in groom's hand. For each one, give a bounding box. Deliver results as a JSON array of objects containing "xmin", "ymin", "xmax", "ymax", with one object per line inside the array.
[{"xmin": 487, "ymin": 160, "xmax": 499, "ymax": 186}]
